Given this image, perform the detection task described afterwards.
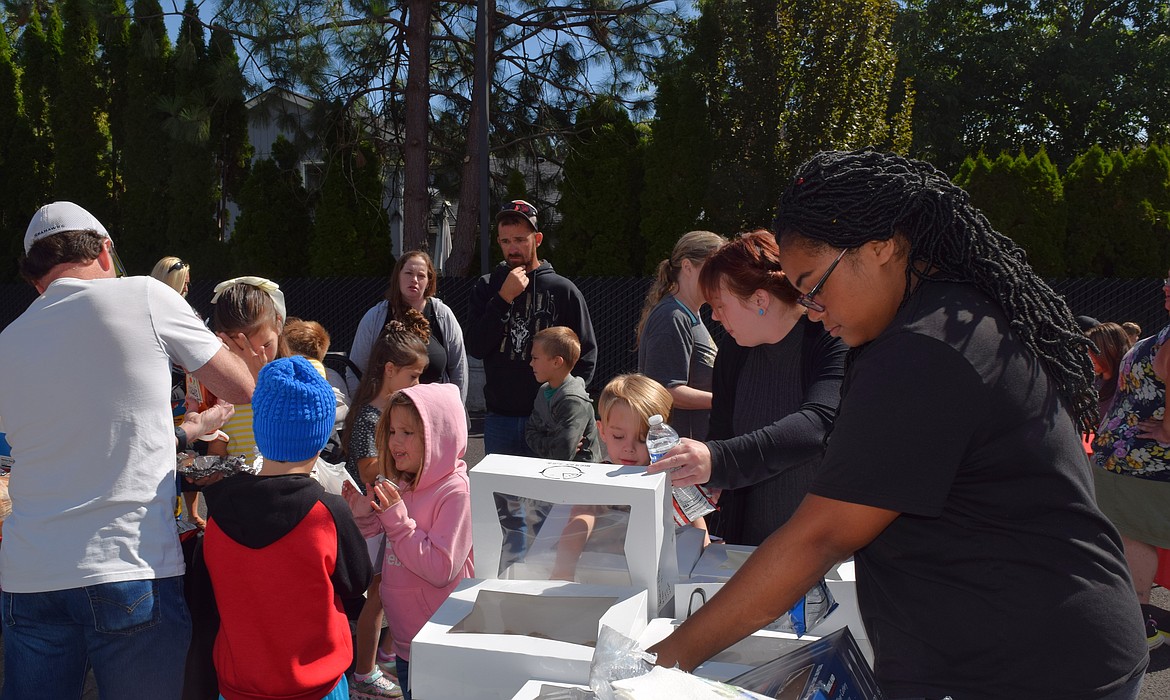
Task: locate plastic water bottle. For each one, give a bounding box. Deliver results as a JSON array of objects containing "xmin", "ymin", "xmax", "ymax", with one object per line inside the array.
[
  {"xmin": 646, "ymin": 414, "xmax": 680, "ymax": 464},
  {"xmin": 645, "ymin": 415, "xmax": 716, "ymax": 525}
]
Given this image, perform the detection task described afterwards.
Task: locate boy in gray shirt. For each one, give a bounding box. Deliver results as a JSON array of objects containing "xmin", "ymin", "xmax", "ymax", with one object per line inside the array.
[{"xmin": 525, "ymin": 327, "xmax": 599, "ymax": 461}]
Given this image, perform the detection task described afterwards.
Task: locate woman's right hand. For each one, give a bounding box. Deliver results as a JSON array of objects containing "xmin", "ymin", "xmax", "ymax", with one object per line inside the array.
[{"xmin": 644, "ymin": 438, "xmax": 713, "ymax": 487}]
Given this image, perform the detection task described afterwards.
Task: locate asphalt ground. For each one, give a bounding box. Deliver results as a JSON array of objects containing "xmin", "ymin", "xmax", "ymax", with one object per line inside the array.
[{"xmin": 2, "ymin": 415, "xmax": 1168, "ymax": 698}]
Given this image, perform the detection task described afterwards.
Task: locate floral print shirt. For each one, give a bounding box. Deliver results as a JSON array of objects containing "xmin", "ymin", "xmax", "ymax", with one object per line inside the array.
[{"xmin": 1094, "ymin": 323, "xmax": 1170, "ymax": 480}]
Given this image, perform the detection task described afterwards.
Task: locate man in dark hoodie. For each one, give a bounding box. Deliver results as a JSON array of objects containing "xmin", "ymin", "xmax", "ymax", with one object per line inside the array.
[
  {"xmin": 467, "ymin": 199, "xmax": 597, "ymax": 457},
  {"xmin": 196, "ymin": 356, "xmax": 374, "ymax": 700}
]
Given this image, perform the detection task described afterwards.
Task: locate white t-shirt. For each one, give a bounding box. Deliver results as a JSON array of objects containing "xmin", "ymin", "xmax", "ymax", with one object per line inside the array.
[{"xmin": 0, "ymin": 276, "xmax": 223, "ymax": 592}]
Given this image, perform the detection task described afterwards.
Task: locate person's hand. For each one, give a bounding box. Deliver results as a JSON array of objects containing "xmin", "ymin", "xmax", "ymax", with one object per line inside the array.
[
  {"xmin": 186, "ymin": 472, "xmax": 226, "ymax": 488},
  {"xmin": 1154, "ymin": 341, "xmax": 1170, "ymax": 382},
  {"xmin": 1137, "ymin": 418, "xmax": 1170, "ymax": 445},
  {"xmin": 646, "ymin": 636, "xmax": 688, "ymax": 671},
  {"xmin": 644, "ymin": 438, "xmax": 713, "ymax": 487},
  {"xmin": 343, "ymin": 481, "xmax": 373, "ymax": 518},
  {"xmin": 181, "ymin": 400, "xmax": 235, "ymax": 441},
  {"xmin": 498, "ymin": 267, "xmax": 530, "ymax": 304},
  {"xmin": 218, "ymin": 331, "xmax": 268, "ymax": 378},
  {"xmin": 371, "ymin": 478, "xmax": 403, "ymax": 511}
]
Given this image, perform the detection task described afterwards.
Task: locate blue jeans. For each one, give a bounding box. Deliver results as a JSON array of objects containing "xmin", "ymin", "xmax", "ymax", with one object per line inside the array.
[
  {"xmin": 396, "ymin": 657, "xmax": 412, "ymax": 700},
  {"xmin": 484, "ymin": 413, "xmax": 533, "ymax": 567},
  {"xmin": 2, "ymin": 576, "xmax": 191, "ymax": 700},
  {"xmin": 483, "ymin": 413, "xmax": 532, "ymax": 458}
]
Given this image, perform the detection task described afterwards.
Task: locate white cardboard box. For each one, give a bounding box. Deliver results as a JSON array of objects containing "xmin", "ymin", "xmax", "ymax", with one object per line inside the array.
[
  {"xmin": 510, "ymin": 680, "xmax": 591, "ymax": 699},
  {"xmin": 638, "ymin": 617, "xmax": 814, "ymax": 683},
  {"xmin": 410, "ymin": 578, "xmax": 649, "ymax": 700},
  {"xmin": 673, "ymin": 558, "xmax": 872, "ymax": 664},
  {"xmin": 687, "ymin": 542, "xmax": 757, "ymax": 582},
  {"xmin": 470, "ymin": 454, "xmax": 678, "ymax": 615},
  {"xmin": 674, "ymin": 524, "xmax": 707, "ymax": 579}
]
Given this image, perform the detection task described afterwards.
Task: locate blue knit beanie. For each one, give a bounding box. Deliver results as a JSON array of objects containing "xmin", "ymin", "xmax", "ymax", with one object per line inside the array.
[{"xmin": 252, "ymin": 356, "xmax": 335, "ymax": 462}]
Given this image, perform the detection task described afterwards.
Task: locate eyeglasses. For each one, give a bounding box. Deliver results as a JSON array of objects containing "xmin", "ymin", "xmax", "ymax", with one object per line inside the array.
[
  {"xmin": 168, "ymin": 260, "xmax": 189, "ymax": 273},
  {"xmin": 796, "ymin": 248, "xmax": 849, "ymax": 313},
  {"xmin": 105, "ymin": 239, "xmax": 127, "ymax": 278}
]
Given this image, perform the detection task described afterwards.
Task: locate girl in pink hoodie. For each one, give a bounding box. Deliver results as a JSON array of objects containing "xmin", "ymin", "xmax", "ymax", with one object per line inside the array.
[{"xmin": 344, "ymin": 382, "xmax": 474, "ymax": 700}]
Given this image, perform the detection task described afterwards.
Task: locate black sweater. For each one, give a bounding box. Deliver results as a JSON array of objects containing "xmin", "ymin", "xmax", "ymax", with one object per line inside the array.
[
  {"xmin": 706, "ymin": 316, "xmax": 847, "ymax": 544},
  {"xmin": 466, "ymin": 261, "xmax": 597, "ymax": 415}
]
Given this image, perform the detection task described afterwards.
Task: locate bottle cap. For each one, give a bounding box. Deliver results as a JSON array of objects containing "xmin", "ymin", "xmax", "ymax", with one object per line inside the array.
[{"xmin": 648, "ymin": 414, "xmax": 663, "ymax": 426}]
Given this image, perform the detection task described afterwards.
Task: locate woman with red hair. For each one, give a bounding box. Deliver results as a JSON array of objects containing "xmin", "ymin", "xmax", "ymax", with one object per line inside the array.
[{"xmin": 648, "ymin": 230, "xmax": 847, "ymax": 545}]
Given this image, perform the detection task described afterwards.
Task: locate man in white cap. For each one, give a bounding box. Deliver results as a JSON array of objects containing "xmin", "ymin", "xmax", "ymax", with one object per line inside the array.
[{"xmin": 0, "ymin": 202, "xmax": 257, "ymax": 699}]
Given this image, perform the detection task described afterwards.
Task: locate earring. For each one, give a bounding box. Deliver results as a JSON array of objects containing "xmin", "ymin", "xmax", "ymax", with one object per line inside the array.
[{"xmin": 757, "ymin": 308, "xmax": 765, "ymax": 316}]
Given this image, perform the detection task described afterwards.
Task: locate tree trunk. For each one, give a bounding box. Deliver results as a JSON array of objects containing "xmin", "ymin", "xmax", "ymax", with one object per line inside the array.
[
  {"xmin": 402, "ymin": 0, "xmax": 431, "ymax": 254},
  {"xmin": 449, "ymin": 97, "xmax": 484, "ymax": 277}
]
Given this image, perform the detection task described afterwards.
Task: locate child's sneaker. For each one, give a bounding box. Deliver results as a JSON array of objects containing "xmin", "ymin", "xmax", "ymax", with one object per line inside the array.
[
  {"xmin": 350, "ymin": 668, "xmax": 403, "ymax": 699},
  {"xmin": 376, "ymin": 650, "xmax": 399, "ymax": 680}
]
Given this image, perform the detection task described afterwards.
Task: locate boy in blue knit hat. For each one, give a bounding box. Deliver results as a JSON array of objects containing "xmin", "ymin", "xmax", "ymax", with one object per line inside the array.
[{"xmin": 196, "ymin": 356, "xmax": 375, "ymax": 700}]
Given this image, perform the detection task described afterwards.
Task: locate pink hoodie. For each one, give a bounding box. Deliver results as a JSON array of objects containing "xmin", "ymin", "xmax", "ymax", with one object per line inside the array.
[{"xmin": 362, "ymin": 382, "xmax": 474, "ymax": 661}]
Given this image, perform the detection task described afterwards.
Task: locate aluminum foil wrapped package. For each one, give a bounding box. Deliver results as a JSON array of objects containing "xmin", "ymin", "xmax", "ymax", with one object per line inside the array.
[{"xmin": 177, "ymin": 453, "xmax": 250, "ymax": 481}]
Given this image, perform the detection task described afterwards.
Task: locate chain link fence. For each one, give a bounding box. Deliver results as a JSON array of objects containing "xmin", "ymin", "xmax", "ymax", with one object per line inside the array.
[{"xmin": 1, "ymin": 275, "xmax": 1166, "ymax": 395}]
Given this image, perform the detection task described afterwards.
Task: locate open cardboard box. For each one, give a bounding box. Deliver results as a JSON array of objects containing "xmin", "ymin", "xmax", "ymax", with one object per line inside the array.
[
  {"xmin": 510, "ymin": 680, "xmax": 592, "ymax": 699},
  {"xmin": 410, "ymin": 578, "xmax": 648, "ymax": 700},
  {"xmin": 675, "ymin": 555, "xmax": 871, "ymax": 664},
  {"xmin": 638, "ymin": 617, "xmax": 815, "ymax": 684},
  {"xmin": 470, "ymin": 454, "xmax": 678, "ymax": 615}
]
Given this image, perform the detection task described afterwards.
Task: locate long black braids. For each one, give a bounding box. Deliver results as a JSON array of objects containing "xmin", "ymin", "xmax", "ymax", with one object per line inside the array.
[{"xmin": 774, "ymin": 149, "xmax": 1098, "ymax": 433}]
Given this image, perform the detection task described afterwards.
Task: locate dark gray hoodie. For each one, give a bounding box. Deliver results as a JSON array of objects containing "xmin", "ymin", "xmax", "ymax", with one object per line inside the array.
[{"xmin": 524, "ymin": 374, "xmax": 600, "ymax": 461}]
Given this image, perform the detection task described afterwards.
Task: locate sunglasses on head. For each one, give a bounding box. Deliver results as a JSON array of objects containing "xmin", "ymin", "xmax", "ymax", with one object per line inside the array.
[
  {"xmin": 168, "ymin": 260, "xmax": 189, "ymax": 273},
  {"xmin": 501, "ymin": 201, "xmax": 537, "ymax": 217}
]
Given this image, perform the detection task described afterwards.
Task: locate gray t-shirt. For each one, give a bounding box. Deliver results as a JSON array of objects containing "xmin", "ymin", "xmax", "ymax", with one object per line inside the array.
[
  {"xmin": 0, "ymin": 276, "xmax": 223, "ymax": 592},
  {"xmin": 637, "ymin": 295, "xmax": 717, "ymax": 440}
]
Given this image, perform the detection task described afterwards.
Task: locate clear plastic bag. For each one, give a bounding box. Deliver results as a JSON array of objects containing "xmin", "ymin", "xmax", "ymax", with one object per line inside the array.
[
  {"xmin": 589, "ymin": 625, "xmax": 658, "ymax": 700},
  {"xmin": 588, "ymin": 626, "xmax": 771, "ymax": 700}
]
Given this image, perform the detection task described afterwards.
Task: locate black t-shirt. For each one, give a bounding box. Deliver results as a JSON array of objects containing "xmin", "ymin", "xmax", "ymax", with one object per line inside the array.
[
  {"xmin": 811, "ymin": 281, "xmax": 1146, "ymax": 700},
  {"xmin": 420, "ymin": 299, "xmax": 448, "ymax": 386}
]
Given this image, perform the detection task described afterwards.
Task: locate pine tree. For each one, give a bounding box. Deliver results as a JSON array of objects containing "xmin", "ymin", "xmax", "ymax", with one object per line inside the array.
[
  {"xmin": 1064, "ymin": 145, "xmax": 1119, "ymax": 276},
  {"xmin": 52, "ymin": 0, "xmax": 112, "ymax": 221},
  {"xmin": 164, "ymin": 1, "xmax": 217, "ymax": 267},
  {"xmin": 230, "ymin": 137, "xmax": 313, "ymax": 278},
  {"xmin": 556, "ymin": 98, "xmax": 646, "ymax": 276},
  {"xmin": 208, "ymin": 25, "xmax": 251, "ymax": 235},
  {"xmin": 955, "ymin": 150, "xmax": 1066, "ymax": 276},
  {"xmin": 17, "ymin": 6, "xmax": 60, "ymax": 218},
  {"xmin": 1114, "ymin": 146, "xmax": 1170, "ymax": 277},
  {"xmin": 639, "ymin": 52, "xmax": 714, "ymax": 274},
  {"xmin": 97, "ymin": 0, "xmax": 132, "ymax": 235},
  {"xmin": 0, "ymin": 19, "xmax": 37, "ymax": 278},
  {"xmin": 310, "ymin": 129, "xmax": 392, "ymax": 277},
  {"xmin": 119, "ymin": 0, "xmax": 173, "ymax": 272}
]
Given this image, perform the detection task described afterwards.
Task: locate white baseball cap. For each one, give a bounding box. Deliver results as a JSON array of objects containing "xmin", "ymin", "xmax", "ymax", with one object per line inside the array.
[{"xmin": 24, "ymin": 202, "xmax": 110, "ymax": 253}]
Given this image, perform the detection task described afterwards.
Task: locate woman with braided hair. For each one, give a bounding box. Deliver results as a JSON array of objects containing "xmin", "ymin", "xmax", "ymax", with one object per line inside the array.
[{"xmin": 649, "ymin": 150, "xmax": 1147, "ymax": 699}]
